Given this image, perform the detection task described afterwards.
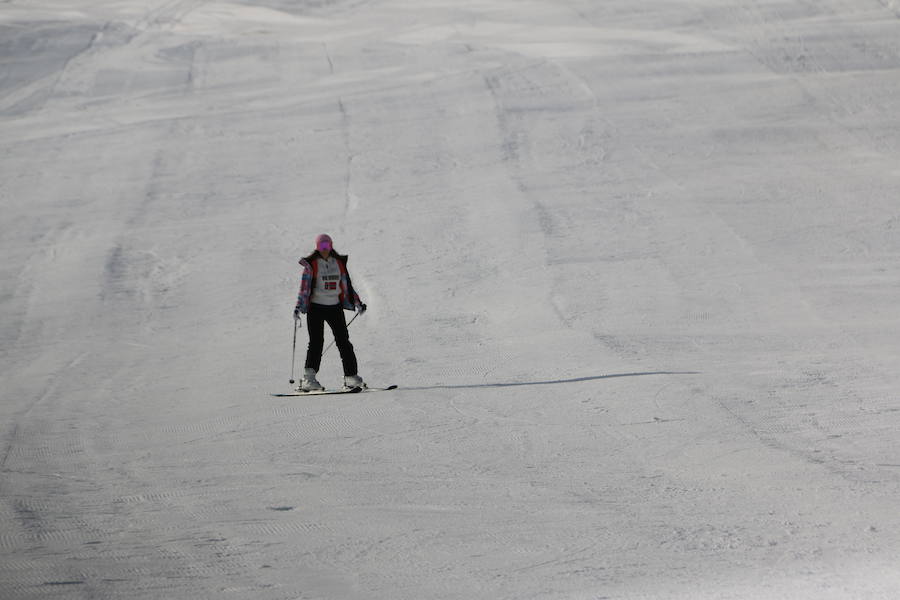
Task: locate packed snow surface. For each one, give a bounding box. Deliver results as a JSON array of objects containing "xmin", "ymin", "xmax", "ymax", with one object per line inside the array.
[{"xmin": 3, "ymin": 1, "xmax": 900, "ymax": 598}]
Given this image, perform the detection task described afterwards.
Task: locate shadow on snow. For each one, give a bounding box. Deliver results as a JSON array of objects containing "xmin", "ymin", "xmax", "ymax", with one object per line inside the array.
[{"xmin": 404, "ymin": 371, "xmax": 700, "ymax": 391}]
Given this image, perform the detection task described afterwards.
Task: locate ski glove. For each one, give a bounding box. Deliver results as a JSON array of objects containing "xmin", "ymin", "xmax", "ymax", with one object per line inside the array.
[
  {"xmin": 293, "ymin": 307, "xmax": 302, "ymax": 322},
  {"xmin": 356, "ymin": 303, "xmax": 367, "ymax": 315}
]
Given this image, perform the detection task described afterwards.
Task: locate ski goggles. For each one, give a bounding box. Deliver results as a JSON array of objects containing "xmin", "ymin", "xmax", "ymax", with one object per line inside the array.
[{"xmin": 317, "ymin": 239, "xmax": 333, "ymax": 251}]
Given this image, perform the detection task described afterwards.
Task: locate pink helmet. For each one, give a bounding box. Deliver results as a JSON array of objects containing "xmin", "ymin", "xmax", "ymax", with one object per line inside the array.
[{"xmin": 315, "ymin": 233, "xmax": 333, "ymax": 252}]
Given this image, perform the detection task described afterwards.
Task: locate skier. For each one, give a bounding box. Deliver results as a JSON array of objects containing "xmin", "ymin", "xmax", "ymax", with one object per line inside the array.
[{"xmin": 293, "ymin": 233, "xmax": 367, "ymax": 391}]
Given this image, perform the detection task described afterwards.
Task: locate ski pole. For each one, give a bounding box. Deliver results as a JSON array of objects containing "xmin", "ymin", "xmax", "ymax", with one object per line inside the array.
[
  {"xmin": 289, "ymin": 317, "xmax": 299, "ymax": 385},
  {"xmin": 322, "ymin": 311, "xmax": 361, "ymax": 357}
]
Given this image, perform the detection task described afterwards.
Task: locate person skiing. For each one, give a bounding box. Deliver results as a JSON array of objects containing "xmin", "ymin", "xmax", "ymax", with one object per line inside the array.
[{"xmin": 293, "ymin": 233, "xmax": 367, "ymax": 391}]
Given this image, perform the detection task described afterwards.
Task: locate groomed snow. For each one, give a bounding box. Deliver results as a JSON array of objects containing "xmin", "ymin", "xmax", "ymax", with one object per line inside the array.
[{"xmin": 3, "ymin": 1, "xmax": 900, "ymax": 598}]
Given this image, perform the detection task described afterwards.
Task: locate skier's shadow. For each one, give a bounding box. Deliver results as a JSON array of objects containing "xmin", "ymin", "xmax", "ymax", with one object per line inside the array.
[{"xmin": 403, "ymin": 371, "xmax": 699, "ymax": 391}]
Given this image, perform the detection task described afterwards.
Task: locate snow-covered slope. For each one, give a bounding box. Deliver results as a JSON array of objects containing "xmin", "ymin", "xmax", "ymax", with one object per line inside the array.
[{"xmin": 3, "ymin": 1, "xmax": 900, "ymax": 598}]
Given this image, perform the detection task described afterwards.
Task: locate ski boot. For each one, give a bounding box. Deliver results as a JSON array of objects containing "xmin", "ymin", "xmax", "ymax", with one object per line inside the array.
[
  {"xmin": 300, "ymin": 368, "xmax": 324, "ymax": 392},
  {"xmin": 343, "ymin": 374, "xmax": 365, "ymax": 391}
]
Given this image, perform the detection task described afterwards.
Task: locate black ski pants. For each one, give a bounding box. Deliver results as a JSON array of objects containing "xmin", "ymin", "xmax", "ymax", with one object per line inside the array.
[{"xmin": 305, "ymin": 303, "xmax": 358, "ymax": 376}]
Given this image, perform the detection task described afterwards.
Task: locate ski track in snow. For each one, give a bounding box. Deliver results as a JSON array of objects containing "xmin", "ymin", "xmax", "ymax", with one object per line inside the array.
[{"xmin": 3, "ymin": 0, "xmax": 900, "ymax": 598}]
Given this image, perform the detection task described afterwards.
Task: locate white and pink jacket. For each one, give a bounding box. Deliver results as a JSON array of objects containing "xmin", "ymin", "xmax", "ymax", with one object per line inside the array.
[{"xmin": 295, "ymin": 251, "xmax": 362, "ymax": 314}]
